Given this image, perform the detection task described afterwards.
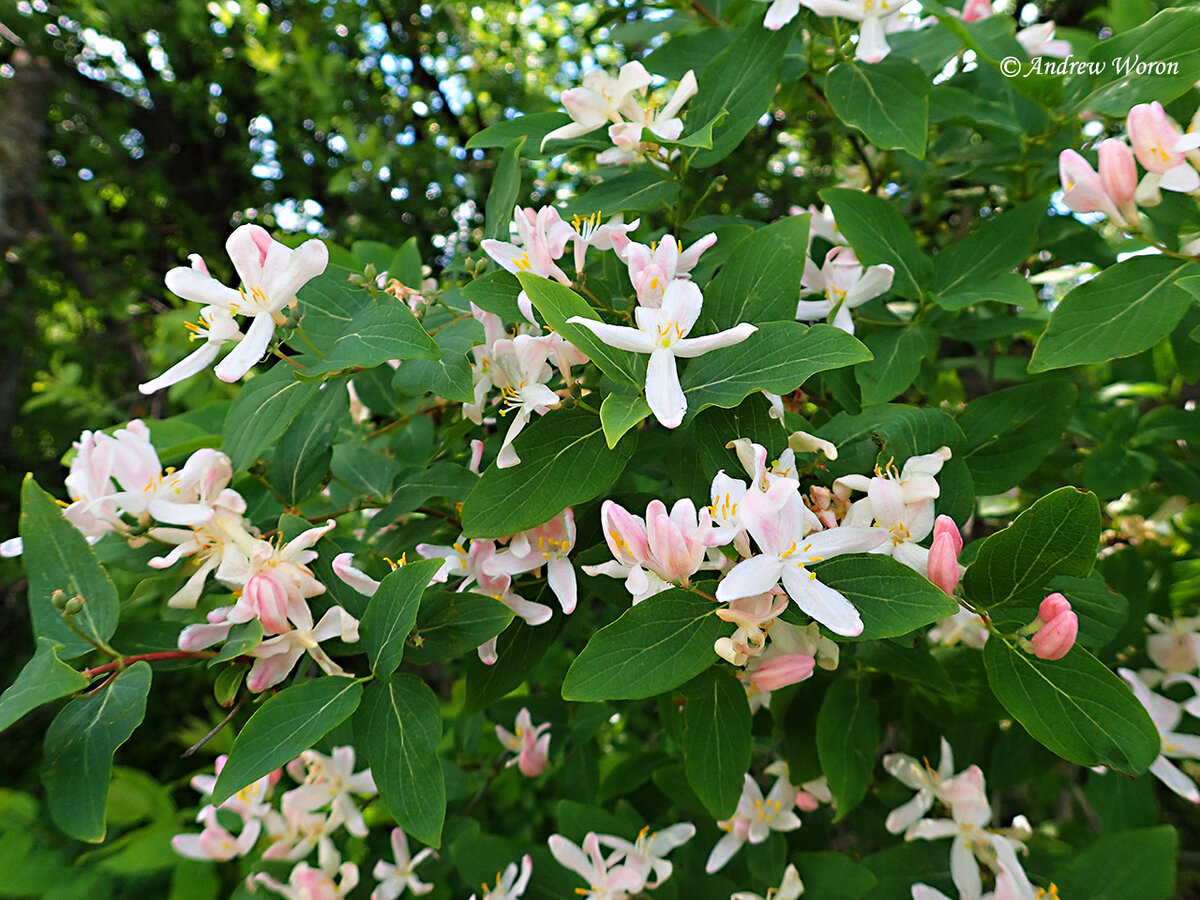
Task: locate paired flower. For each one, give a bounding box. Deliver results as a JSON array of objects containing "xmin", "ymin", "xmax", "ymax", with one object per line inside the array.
[
  {"xmin": 1025, "ymin": 593, "xmax": 1078, "ymax": 662},
  {"xmin": 495, "ymin": 708, "xmax": 552, "ymax": 777},
  {"xmin": 796, "ymin": 245, "xmax": 894, "ymax": 335}
]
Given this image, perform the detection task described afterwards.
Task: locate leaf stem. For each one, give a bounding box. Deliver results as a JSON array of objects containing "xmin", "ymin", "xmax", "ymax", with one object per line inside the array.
[{"xmin": 82, "ymin": 650, "xmax": 217, "ymax": 679}]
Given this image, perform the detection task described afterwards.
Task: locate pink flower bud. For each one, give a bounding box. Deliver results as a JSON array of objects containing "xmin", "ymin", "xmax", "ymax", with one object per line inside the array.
[
  {"xmin": 600, "ymin": 500, "xmax": 651, "ymax": 568},
  {"xmin": 794, "ymin": 790, "xmax": 821, "ymax": 812},
  {"xmin": 243, "ymin": 570, "xmax": 292, "ymax": 634},
  {"xmin": 1059, "ymin": 149, "xmax": 1122, "ymax": 222},
  {"xmin": 1098, "ymin": 139, "xmax": 1138, "ymax": 206},
  {"xmin": 1037, "ymin": 591, "xmax": 1071, "ymax": 623},
  {"xmin": 960, "ymin": 0, "xmax": 993, "ymax": 21},
  {"xmin": 1031, "ymin": 610, "xmax": 1078, "ymax": 661},
  {"xmin": 748, "ymin": 653, "xmax": 816, "ymax": 692},
  {"xmin": 927, "ymin": 515, "xmax": 962, "ymax": 595}
]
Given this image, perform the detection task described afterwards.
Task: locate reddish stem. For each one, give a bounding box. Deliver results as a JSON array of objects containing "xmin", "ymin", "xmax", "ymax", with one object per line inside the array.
[{"xmin": 82, "ymin": 650, "xmax": 216, "ymax": 678}]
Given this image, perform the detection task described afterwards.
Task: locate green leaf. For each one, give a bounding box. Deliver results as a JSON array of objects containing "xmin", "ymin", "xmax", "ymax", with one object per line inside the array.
[
  {"xmin": 680, "ymin": 322, "xmax": 871, "ymax": 422},
  {"xmin": 791, "ymin": 852, "xmax": 877, "ymax": 900},
  {"xmin": 816, "ymin": 677, "xmax": 880, "ymax": 820},
  {"xmin": 361, "ymin": 560, "xmax": 444, "ymax": 678},
  {"xmin": 820, "ymin": 188, "xmax": 932, "ymax": 299},
  {"xmin": 301, "ymin": 298, "xmax": 439, "ymax": 378},
  {"xmin": 484, "ymin": 136, "xmax": 525, "ymax": 242},
  {"xmin": 466, "ymin": 112, "xmax": 574, "ymax": 151},
  {"xmin": 405, "ymin": 590, "xmax": 516, "ymax": 664},
  {"xmin": 1052, "ymin": 826, "xmax": 1177, "ymax": 900},
  {"xmin": 690, "ymin": 16, "xmax": 797, "ymax": 167},
  {"xmin": 932, "ymin": 273, "xmax": 1037, "ymax": 311},
  {"xmin": 330, "ymin": 444, "xmax": 403, "ymax": 499},
  {"xmin": 41, "ymin": 662, "xmax": 151, "ymax": 843},
  {"xmin": 1083, "ymin": 443, "xmax": 1157, "ymax": 499},
  {"xmin": 0, "ymin": 639, "xmax": 88, "ymax": 733},
  {"xmin": 983, "ymin": 639, "xmax": 1159, "ymax": 774},
  {"xmin": 1029, "ymin": 257, "xmax": 1199, "ymax": 373},
  {"xmin": 392, "ymin": 316, "xmax": 482, "ymax": 403},
  {"xmin": 855, "ymin": 325, "xmax": 936, "ymax": 406},
  {"xmin": 460, "ymin": 270, "xmax": 523, "ymax": 322},
  {"xmin": 269, "ymin": 382, "xmax": 349, "ymax": 504},
  {"xmin": 799, "ymin": 555, "xmax": 959, "ymax": 641},
  {"xmin": 825, "ymin": 58, "xmax": 930, "ymax": 159},
  {"xmin": 388, "ymin": 237, "xmax": 424, "ymax": 286},
  {"xmin": 680, "ymin": 668, "xmax": 752, "ymax": 819},
  {"xmin": 701, "ymin": 215, "xmax": 811, "ymax": 331},
  {"xmin": 212, "ymin": 678, "xmax": 363, "ymax": 806},
  {"xmin": 958, "ymin": 379, "xmax": 1078, "ymax": 494},
  {"xmin": 600, "ymin": 393, "xmax": 651, "ymax": 450},
  {"xmin": 663, "ymin": 107, "xmax": 725, "ymax": 149},
  {"xmin": 518, "ymin": 273, "xmax": 642, "ymax": 390},
  {"xmin": 559, "ymin": 171, "xmax": 681, "ymax": 218},
  {"xmin": 465, "ymin": 616, "xmax": 563, "ymax": 714},
  {"xmin": 963, "ymin": 487, "xmax": 1101, "ymax": 610},
  {"xmin": 206, "ymin": 620, "xmax": 263, "ymax": 667},
  {"xmin": 353, "ymin": 674, "xmax": 445, "ymax": 847},
  {"xmin": 20, "ymin": 474, "xmax": 120, "ymax": 659},
  {"xmin": 461, "ymin": 408, "xmax": 636, "ymax": 539},
  {"xmin": 1079, "ymin": 8, "xmax": 1200, "ymax": 115},
  {"xmin": 295, "ymin": 265, "xmax": 373, "ymax": 349},
  {"xmin": 1046, "ymin": 574, "xmax": 1128, "ymax": 651},
  {"xmin": 221, "ymin": 365, "xmax": 320, "ymax": 471},
  {"xmin": 930, "ymin": 199, "xmax": 1047, "ymax": 295},
  {"xmin": 369, "ymin": 461, "xmax": 477, "ymax": 529},
  {"xmin": 561, "ymin": 590, "xmax": 724, "ymax": 701}
]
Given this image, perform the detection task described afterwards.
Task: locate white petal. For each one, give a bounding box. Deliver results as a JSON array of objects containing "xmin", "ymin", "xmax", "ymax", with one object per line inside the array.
[
  {"xmin": 566, "ymin": 316, "xmax": 656, "ymax": 353},
  {"xmin": 716, "ymin": 554, "xmax": 785, "ymax": 601},
  {"xmin": 645, "ymin": 348, "xmax": 687, "ymax": 429},
  {"xmin": 139, "ymin": 342, "xmax": 223, "ymax": 394},
  {"xmin": 673, "ymin": 323, "xmax": 758, "ymax": 358},
  {"xmin": 780, "ymin": 569, "xmax": 864, "ymax": 637},
  {"xmin": 214, "ymin": 313, "xmax": 275, "ymax": 382}
]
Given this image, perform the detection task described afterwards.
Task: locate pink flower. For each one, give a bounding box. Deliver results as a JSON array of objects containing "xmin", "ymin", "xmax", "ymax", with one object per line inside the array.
[
  {"xmin": 746, "ymin": 653, "xmax": 816, "ymax": 692},
  {"xmin": 495, "ymin": 708, "xmax": 552, "ymax": 777},
  {"xmin": 1059, "ymin": 149, "xmax": 1138, "ymax": 229}
]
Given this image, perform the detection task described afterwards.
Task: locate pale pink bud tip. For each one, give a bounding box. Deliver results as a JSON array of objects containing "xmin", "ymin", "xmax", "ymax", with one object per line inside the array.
[
  {"xmin": 1031, "ymin": 610, "xmax": 1078, "ymax": 661},
  {"xmin": 927, "ymin": 515, "xmax": 963, "ymax": 595},
  {"xmin": 795, "ymin": 790, "xmax": 821, "ymax": 812},
  {"xmin": 1037, "ymin": 592, "xmax": 1071, "ymax": 623},
  {"xmin": 749, "ymin": 653, "xmax": 816, "ymax": 692}
]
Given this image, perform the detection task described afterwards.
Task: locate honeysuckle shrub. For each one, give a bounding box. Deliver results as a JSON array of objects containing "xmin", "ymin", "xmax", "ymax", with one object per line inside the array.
[{"xmin": 3, "ymin": 1, "xmax": 1200, "ymax": 898}]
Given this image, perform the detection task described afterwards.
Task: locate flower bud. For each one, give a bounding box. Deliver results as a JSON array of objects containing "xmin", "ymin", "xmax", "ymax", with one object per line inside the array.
[
  {"xmin": 748, "ymin": 653, "xmax": 816, "ymax": 692},
  {"xmin": 927, "ymin": 515, "xmax": 962, "ymax": 595},
  {"xmin": 1037, "ymin": 591, "xmax": 1071, "ymax": 623},
  {"xmin": 243, "ymin": 570, "xmax": 292, "ymax": 634},
  {"xmin": 794, "ymin": 790, "xmax": 821, "ymax": 812},
  {"xmin": 1030, "ymin": 610, "xmax": 1078, "ymax": 660},
  {"xmin": 1059, "ymin": 149, "xmax": 1121, "ymax": 223},
  {"xmin": 63, "ymin": 595, "xmax": 85, "ymax": 615},
  {"xmin": 1098, "ymin": 139, "xmax": 1138, "ymax": 206}
]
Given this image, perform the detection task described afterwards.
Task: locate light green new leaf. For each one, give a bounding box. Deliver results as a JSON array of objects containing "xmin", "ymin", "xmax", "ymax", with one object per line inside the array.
[
  {"xmin": 681, "ymin": 669, "xmax": 751, "ymax": 819},
  {"xmin": 983, "ymin": 639, "xmax": 1159, "ymax": 774},
  {"xmin": 820, "ymin": 188, "xmax": 932, "ymax": 299},
  {"xmin": 484, "ymin": 136, "xmax": 524, "ymax": 242},
  {"xmin": 300, "ymin": 298, "xmax": 439, "ymax": 378},
  {"xmin": 1079, "ymin": 8, "xmax": 1200, "ymax": 115},
  {"xmin": 212, "ymin": 678, "xmax": 363, "ymax": 806},
  {"xmin": 269, "ymin": 381, "xmax": 349, "ymax": 504},
  {"xmin": 361, "ymin": 560, "xmax": 444, "ymax": 678},
  {"xmin": 0, "ymin": 638, "xmax": 88, "ymax": 733},
  {"xmin": 701, "ymin": 214, "xmax": 810, "ymax": 331},
  {"xmin": 689, "ymin": 16, "xmax": 797, "ymax": 167},
  {"xmin": 796, "ymin": 556, "xmax": 959, "ymax": 641},
  {"xmin": 855, "ymin": 324, "xmax": 936, "ymax": 406},
  {"xmin": 1029, "ymin": 257, "xmax": 1199, "ymax": 373},
  {"xmin": 518, "ymin": 273, "xmax": 643, "ymax": 390},
  {"xmin": 816, "ymin": 677, "xmax": 880, "ymax": 820},
  {"xmin": 20, "ymin": 475, "xmax": 120, "ymax": 659},
  {"xmin": 559, "ymin": 171, "xmax": 681, "ymax": 218},
  {"xmin": 959, "ymin": 380, "xmax": 1077, "ymax": 495},
  {"xmin": 222, "ymin": 365, "xmax": 321, "ymax": 471},
  {"xmin": 404, "ymin": 590, "xmax": 516, "ymax": 664},
  {"xmin": 41, "ymin": 661, "xmax": 151, "ymax": 843},
  {"xmin": 562, "ymin": 590, "xmax": 724, "ymax": 701},
  {"xmin": 681, "ymin": 322, "xmax": 871, "ymax": 422},
  {"xmin": 963, "ymin": 487, "xmax": 1101, "ymax": 610},
  {"xmin": 600, "ymin": 393, "xmax": 651, "ymax": 449},
  {"xmin": 825, "ymin": 58, "xmax": 930, "ymax": 159},
  {"xmin": 461, "ymin": 408, "xmax": 636, "ymax": 539},
  {"xmin": 354, "ymin": 675, "xmax": 445, "ymax": 847}
]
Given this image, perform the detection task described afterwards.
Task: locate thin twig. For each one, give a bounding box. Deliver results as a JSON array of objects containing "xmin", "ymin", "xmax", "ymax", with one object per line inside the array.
[
  {"xmin": 183, "ymin": 692, "xmax": 250, "ymax": 758},
  {"xmin": 690, "ymin": 0, "xmax": 724, "ymax": 27},
  {"xmin": 82, "ymin": 650, "xmax": 217, "ymax": 679}
]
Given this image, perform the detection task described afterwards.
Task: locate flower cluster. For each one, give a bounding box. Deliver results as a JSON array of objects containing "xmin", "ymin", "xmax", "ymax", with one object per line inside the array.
[
  {"xmin": 794, "ymin": 204, "xmax": 894, "ymax": 336},
  {"xmin": 549, "ymin": 822, "xmax": 695, "ymax": 899}
]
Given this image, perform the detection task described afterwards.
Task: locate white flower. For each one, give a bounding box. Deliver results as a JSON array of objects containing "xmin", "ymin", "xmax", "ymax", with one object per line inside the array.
[
  {"xmin": 567, "ymin": 280, "xmax": 756, "ymax": 428},
  {"xmin": 797, "ymin": 0, "xmax": 906, "ymax": 63},
  {"xmin": 1119, "ymin": 668, "xmax": 1200, "ymax": 803},
  {"xmin": 371, "ymin": 828, "xmax": 435, "ymax": 899},
  {"xmin": 796, "ymin": 246, "xmax": 894, "ymax": 334},
  {"xmin": 705, "ymin": 772, "xmax": 801, "ymax": 873},
  {"xmin": 541, "ymin": 62, "xmax": 653, "ymax": 148},
  {"xmin": 883, "ymin": 738, "xmax": 960, "ymax": 834},
  {"xmin": 732, "ymin": 863, "xmax": 805, "ymax": 900},
  {"xmin": 548, "ymin": 832, "xmax": 643, "ymax": 900},
  {"xmin": 596, "ymin": 823, "xmax": 696, "ymax": 891},
  {"xmin": 469, "ymin": 855, "xmax": 532, "ymax": 900}
]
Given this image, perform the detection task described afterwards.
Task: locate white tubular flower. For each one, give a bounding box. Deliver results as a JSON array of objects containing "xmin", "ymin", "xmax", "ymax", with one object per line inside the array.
[
  {"xmin": 481, "ymin": 206, "xmax": 574, "ymax": 287},
  {"xmin": 489, "ymin": 335, "xmax": 562, "ymax": 468},
  {"xmin": 541, "ymin": 62, "xmax": 653, "ymax": 149},
  {"xmin": 1145, "ymin": 614, "xmax": 1200, "ymax": 674},
  {"xmin": 705, "ymin": 773, "xmax": 801, "ymax": 873},
  {"xmin": 1119, "ymin": 668, "xmax": 1200, "ymax": 803},
  {"xmin": 732, "ymin": 863, "xmax": 806, "ymax": 900},
  {"xmin": 149, "ymin": 224, "xmax": 328, "ymax": 387},
  {"xmin": 469, "ymin": 855, "xmax": 532, "ymax": 900},
  {"xmin": 567, "ymin": 280, "xmax": 756, "ymax": 428},
  {"xmin": 600, "ymin": 71, "xmax": 699, "ymax": 164},
  {"xmin": 484, "ymin": 508, "xmax": 578, "ymax": 614},
  {"xmin": 1015, "ymin": 22, "xmax": 1071, "ymax": 58},
  {"xmin": 245, "ymin": 604, "xmax": 361, "ymax": 692},
  {"xmin": 796, "ymin": 246, "xmax": 894, "ymax": 334},
  {"xmin": 883, "ymin": 737, "xmax": 959, "ymax": 834},
  {"xmin": 371, "ymin": 827, "xmax": 436, "ymax": 899},
  {"xmin": 494, "ymin": 707, "xmax": 552, "ymax": 777},
  {"xmin": 798, "ymin": 0, "xmax": 906, "ymax": 63},
  {"xmin": 548, "ymin": 832, "xmax": 644, "ymax": 900},
  {"xmin": 286, "ymin": 747, "xmax": 377, "ymax": 838},
  {"xmin": 612, "ymin": 232, "xmax": 717, "ymax": 308},
  {"xmin": 139, "ymin": 300, "xmax": 243, "ymax": 394},
  {"xmin": 596, "ymin": 823, "xmax": 696, "ymax": 892},
  {"xmin": 254, "ymin": 862, "xmax": 359, "ymax": 900},
  {"xmin": 567, "ymin": 212, "xmax": 640, "ymax": 275}
]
